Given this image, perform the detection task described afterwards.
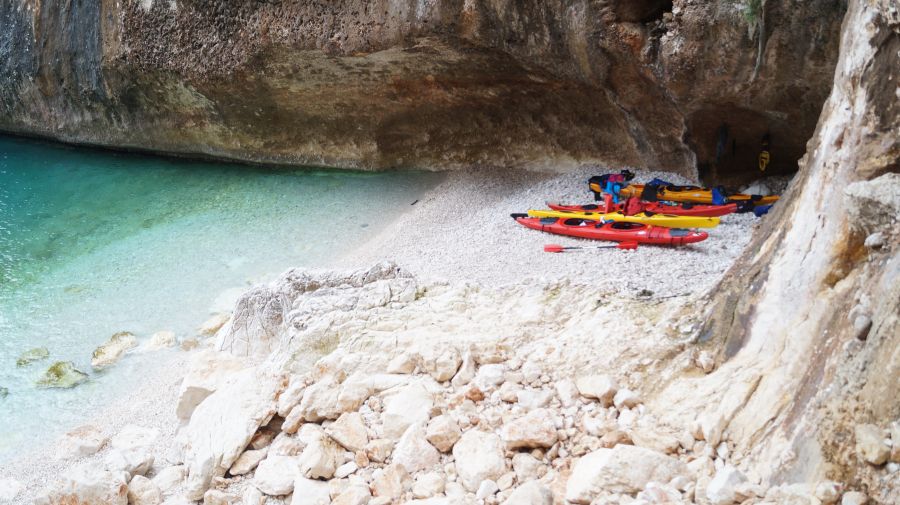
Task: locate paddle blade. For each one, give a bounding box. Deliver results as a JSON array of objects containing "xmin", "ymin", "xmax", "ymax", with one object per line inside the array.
[
  {"xmin": 618, "ymin": 241, "xmax": 639, "ymax": 250},
  {"xmin": 544, "ymin": 244, "xmax": 565, "ymax": 253}
]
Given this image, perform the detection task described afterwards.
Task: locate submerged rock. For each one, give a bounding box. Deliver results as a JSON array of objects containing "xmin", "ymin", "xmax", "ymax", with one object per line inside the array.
[
  {"xmin": 16, "ymin": 346, "xmax": 50, "ymax": 366},
  {"xmin": 36, "ymin": 361, "xmax": 89, "ymax": 388},
  {"xmin": 0, "ymin": 386, "xmax": 7, "ymax": 398},
  {"xmin": 91, "ymin": 331, "xmax": 138, "ymax": 369}
]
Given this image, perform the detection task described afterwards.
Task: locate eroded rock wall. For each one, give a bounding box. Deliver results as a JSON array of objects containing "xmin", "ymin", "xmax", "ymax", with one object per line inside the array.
[
  {"xmin": 657, "ymin": 0, "xmax": 898, "ymax": 500},
  {"xmin": 0, "ymin": 1, "xmax": 843, "ymax": 179}
]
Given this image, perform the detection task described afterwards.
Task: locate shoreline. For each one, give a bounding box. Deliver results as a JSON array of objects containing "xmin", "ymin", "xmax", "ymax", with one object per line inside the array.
[{"xmin": 0, "ymin": 165, "xmax": 763, "ymax": 503}]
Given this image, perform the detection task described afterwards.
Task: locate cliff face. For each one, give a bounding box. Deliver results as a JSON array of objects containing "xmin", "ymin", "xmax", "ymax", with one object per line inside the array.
[
  {"xmin": 658, "ymin": 0, "xmax": 898, "ymax": 500},
  {"xmin": 0, "ymin": 0, "xmax": 843, "ymax": 180}
]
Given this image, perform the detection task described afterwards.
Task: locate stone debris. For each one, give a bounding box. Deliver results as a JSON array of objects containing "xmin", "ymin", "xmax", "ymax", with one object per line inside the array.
[
  {"xmin": 855, "ymin": 423, "xmax": 890, "ymax": 465},
  {"xmin": 91, "ymin": 331, "xmax": 139, "ymax": 369},
  {"xmin": 575, "ymin": 375, "xmax": 618, "ymax": 406}
]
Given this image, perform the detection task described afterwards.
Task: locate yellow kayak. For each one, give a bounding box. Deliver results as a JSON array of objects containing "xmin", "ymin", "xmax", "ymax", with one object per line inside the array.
[
  {"xmin": 526, "ymin": 209, "xmax": 720, "ymax": 229},
  {"xmin": 613, "ymin": 184, "xmax": 780, "ymax": 206}
]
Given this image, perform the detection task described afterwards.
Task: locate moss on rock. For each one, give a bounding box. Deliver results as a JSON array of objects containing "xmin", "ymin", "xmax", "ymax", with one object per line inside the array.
[{"xmin": 36, "ymin": 361, "xmax": 89, "ymax": 389}]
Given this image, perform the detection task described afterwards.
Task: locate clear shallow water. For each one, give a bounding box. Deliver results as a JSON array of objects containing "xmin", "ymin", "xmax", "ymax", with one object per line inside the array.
[{"xmin": 0, "ymin": 136, "xmax": 440, "ymax": 461}]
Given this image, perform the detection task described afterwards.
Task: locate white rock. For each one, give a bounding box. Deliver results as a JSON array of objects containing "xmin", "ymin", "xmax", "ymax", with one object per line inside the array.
[
  {"xmin": 254, "ymin": 455, "xmax": 299, "ymax": 496},
  {"xmin": 203, "ymin": 490, "xmax": 240, "ymax": 505},
  {"xmin": 891, "ymin": 421, "xmax": 900, "ymax": 463},
  {"xmin": 372, "ymin": 464, "xmax": 410, "ymax": 500},
  {"xmin": 291, "ymin": 477, "xmax": 331, "ymax": 505},
  {"xmin": 229, "ymin": 447, "xmax": 268, "ymax": 476},
  {"xmin": 111, "ymin": 424, "xmax": 159, "ymax": 451},
  {"xmin": 496, "ymin": 472, "xmax": 515, "ymax": 491},
  {"xmin": 145, "ymin": 331, "xmax": 177, "ymax": 351},
  {"xmin": 392, "ymin": 422, "xmax": 441, "ymax": 474},
  {"xmin": 387, "ymin": 353, "xmax": 417, "ymax": 374},
  {"xmin": 500, "ymin": 409, "xmax": 558, "ymax": 449},
  {"xmin": 335, "ymin": 373, "xmax": 410, "ymax": 413},
  {"xmin": 815, "ymin": 480, "xmax": 842, "ymax": 504},
  {"xmin": 575, "ymin": 375, "xmax": 618, "ymax": 406},
  {"xmin": 382, "ymin": 382, "xmax": 433, "ymax": 440},
  {"xmin": 91, "ymin": 331, "xmax": 138, "ymax": 369},
  {"xmin": 498, "ymin": 382, "xmax": 521, "ymax": 403},
  {"xmin": 452, "ymin": 430, "xmax": 507, "ymax": 492},
  {"xmin": 863, "ymin": 232, "xmax": 885, "ymax": 248},
  {"xmin": 516, "ymin": 389, "xmax": 553, "ymax": 410},
  {"xmin": 706, "ymin": 465, "xmax": 747, "ymax": 505},
  {"xmin": 841, "ymin": 491, "xmax": 868, "ymax": 505},
  {"xmin": 294, "ymin": 376, "xmax": 343, "ymax": 424},
  {"xmin": 298, "ymin": 436, "xmax": 343, "ymax": 479},
  {"xmin": 638, "ymin": 481, "xmax": 681, "ymax": 503},
  {"xmin": 855, "ymin": 424, "xmax": 890, "ymax": 465},
  {"xmin": 198, "ymin": 313, "xmax": 230, "ymax": 336},
  {"xmin": 277, "ymin": 375, "xmax": 307, "ymax": 417},
  {"xmin": 501, "ymin": 481, "xmax": 552, "ymax": 505},
  {"xmin": 332, "ymin": 484, "xmax": 371, "ymax": 505},
  {"xmin": 520, "ymin": 362, "xmax": 542, "ymax": 383},
  {"xmin": 612, "ymin": 389, "xmax": 640, "ymax": 409},
  {"xmin": 36, "ymin": 465, "xmax": 129, "ymax": 505},
  {"xmin": 327, "ymin": 412, "xmax": 369, "ymax": 452},
  {"xmin": 176, "ymin": 349, "xmax": 246, "ymax": 421},
  {"xmin": 412, "ymin": 472, "xmax": 445, "ymax": 499},
  {"xmin": 151, "ymin": 465, "xmax": 185, "ymax": 498},
  {"xmin": 105, "ymin": 447, "xmax": 154, "ymax": 477},
  {"xmin": 475, "ymin": 364, "xmax": 506, "ymax": 389},
  {"xmin": 366, "ymin": 438, "xmax": 394, "ymax": 463},
  {"xmin": 512, "ymin": 453, "xmax": 545, "ymax": 483},
  {"xmin": 426, "ymin": 414, "xmax": 461, "ymax": 452},
  {"xmin": 242, "ymin": 487, "xmax": 265, "ymax": 505},
  {"xmin": 697, "ymin": 412, "xmax": 726, "ymax": 448},
  {"xmin": 554, "ymin": 380, "xmax": 579, "ymax": 407},
  {"xmin": 417, "ymin": 346, "xmax": 462, "ymax": 382},
  {"xmin": 475, "ymin": 479, "xmax": 499, "ymax": 500},
  {"xmin": 181, "ymin": 368, "xmax": 280, "ymax": 500},
  {"xmin": 451, "ymin": 351, "xmax": 476, "ymax": 387},
  {"xmin": 334, "ymin": 461, "xmax": 358, "ymax": 479},
  {"xmin": 58, "ymin": 424, "xmax": 107, "ymax": 459},
  {"xmin": 565, "ymin": 445, "xmax": 690, "ymax": 503},
  {"xmin": 0, "ymin": 478, "xmax": 23, "ymax": 502}
]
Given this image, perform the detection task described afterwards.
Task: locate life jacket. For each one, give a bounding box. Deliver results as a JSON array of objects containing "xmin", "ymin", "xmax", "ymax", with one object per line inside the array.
[{"xmin": 622, "ymin": 197, "xmax": 644, "ymax": 216}]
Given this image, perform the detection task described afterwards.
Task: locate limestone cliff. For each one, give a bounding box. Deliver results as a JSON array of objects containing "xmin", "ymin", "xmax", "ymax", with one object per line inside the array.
[
  {"xmin": 0, "ymin": 1, "xmax": 843, "ymax": 181},
  {"xmin": 658, "ymin": 0, "xmax": 898, "ymax": 501}
]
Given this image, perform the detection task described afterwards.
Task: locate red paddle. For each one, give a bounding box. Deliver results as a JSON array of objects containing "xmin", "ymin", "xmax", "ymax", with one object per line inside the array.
[{"xmin": 544, "ymin": 242, "xmax": 639, "ymax": 253}]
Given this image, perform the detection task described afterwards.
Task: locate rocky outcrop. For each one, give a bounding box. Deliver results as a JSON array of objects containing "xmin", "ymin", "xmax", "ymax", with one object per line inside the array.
[
  {"xmin": 657, "ymin": 1, "xmax": 899, "ymax": 503},
  {"xmin": 0, "ymin": 1, "xmax": 843, "ymax": 181}
]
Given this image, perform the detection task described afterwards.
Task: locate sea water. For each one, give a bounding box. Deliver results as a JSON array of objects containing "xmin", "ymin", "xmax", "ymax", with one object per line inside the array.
[{"xmin": 0, "ymin": 136, "xmax": 440, "ymax": 461}]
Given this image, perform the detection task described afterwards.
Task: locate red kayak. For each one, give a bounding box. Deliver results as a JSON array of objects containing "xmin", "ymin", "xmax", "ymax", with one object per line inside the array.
[
  {"xmin": 512, "ymin": 215, "xmax": 708, "ymax": 246},
  {"xmin": 547, "ymin": 199, "xmax": 741, "ymax": 218}
]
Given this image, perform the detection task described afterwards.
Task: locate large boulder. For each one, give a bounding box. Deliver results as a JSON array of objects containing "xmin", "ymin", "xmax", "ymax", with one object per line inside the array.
[
  {"xmin": 57, "ymin": 424, "xmax": 108, "ymax": 459},
  {"xmin": 565, "ymin": 445, "xmax": 690, "ymax": 503},
  {"xmin": 383, "ymin": 382, "xmax": 434, "ymax": 440},
  {"xmin": 180, "ymin": 367, "xmax": 281, "ymax": 500},
  {"xmin": 327, "ymin": 412, "xmax": 369, "ymax": 452},
  {"xmin": 297, "ymin": 435, "xmax": 343, "ymax": 479},
  {"xmin": 452, "ymin": 430, "xmax": 506, "ymax": 492},
  {"xmin": 126, "ymin": 475, "xmax": 162, "ymax": 505},
  {"xmin": 91, "ymin": 331, "xmax": 138, "ymax": 369},
  {"xmin": 855, "ymin": 424, "xmax": 890, "ymax": 465},
  {"xmin": 575, "ymin": 375, "xmax": 618, "ymax": 406},
  {"xmin": 35, "ymin": 465, "xmax": 129, "ymax": 505},
  {"xmin": 176, "ymin": 349, "xmax": 247, "ymax": 421},
  {"xmin": 392, "ymin": 422, "xmax": 441, "ymax": 474},
  {"xmin": 291, "ymin": 477, "xmax": 331, "ymax": 505},
  {"xmin": 501, "ymin": 481, "xmax": 552, "ymax": 505},
  {"xmin": 254, "ymin": 455, "xmax": 299, "ymax": 496},
  {"xmin": 499, "ymin": 409, "xmax": 557, "ymax": 449},
  {"xmin": 426, "ymin": 414, "xmax": 461, "ymax": 453},
  {"xmin": 36, "ymin": 361, "xmax": 89, "ymax": 388}
]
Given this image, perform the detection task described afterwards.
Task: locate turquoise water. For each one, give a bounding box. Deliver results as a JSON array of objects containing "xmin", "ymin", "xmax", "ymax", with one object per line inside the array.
[{"xmin": 0, "ymin": 136, "xmax": 440, "ymax": 461}]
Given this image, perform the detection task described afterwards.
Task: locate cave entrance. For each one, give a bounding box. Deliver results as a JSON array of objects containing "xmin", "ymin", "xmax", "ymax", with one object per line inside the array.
[
  {"xmin": 687, "ymin": 105, "xmax": 802, "ymax": 189},
  {"xmin": 615, "ymin": 0, "xmax": 674, "ymax": 23}
]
